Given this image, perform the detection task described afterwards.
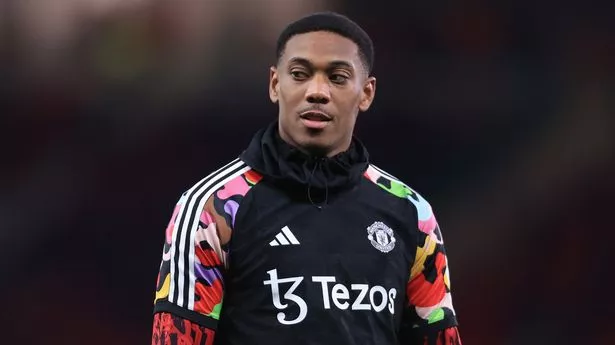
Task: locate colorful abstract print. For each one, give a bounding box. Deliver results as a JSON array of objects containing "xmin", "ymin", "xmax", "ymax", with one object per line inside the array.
[
  {"xmin": 154, "ymin": 167, "xmax": 262, "ymax": 321},
  {"xmin": 364, "ymin": 165, "xmax": 457, "ymax": 329},
  {"xmin": 152, "ymin": 312, "xmax": 215, "ymax": 345}
]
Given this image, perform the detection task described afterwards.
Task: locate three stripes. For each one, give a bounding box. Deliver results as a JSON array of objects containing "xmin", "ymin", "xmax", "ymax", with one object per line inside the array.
[{"xmin": 168, "ymin": 158, "xmax": 250, "ymax": 310}]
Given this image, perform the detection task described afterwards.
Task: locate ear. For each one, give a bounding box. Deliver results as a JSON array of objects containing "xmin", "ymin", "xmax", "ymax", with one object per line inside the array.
[
  {"xmin": 358, "ymin": 76, "xmax": 376, "ymax": 112},
  {"xmin": 269, "ymin": 66, "xmax": 279, "ymax": 104}
]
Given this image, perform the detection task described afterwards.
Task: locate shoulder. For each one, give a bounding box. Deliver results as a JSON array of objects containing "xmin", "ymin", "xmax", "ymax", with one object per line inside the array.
[
  {"xmin": 364, "ymin": 164, "xmax": 438, "ymax": 234},
  {"xmin": 175, "ymin": 158, "xmax": 264, "ymax": 229},
  {"xmin": 172, "ymin": 157, "xmax": 264, "ymax": 245},
  {"xmin": 180, "ymin": 157, "xmax": 263, "ymax": 206}
]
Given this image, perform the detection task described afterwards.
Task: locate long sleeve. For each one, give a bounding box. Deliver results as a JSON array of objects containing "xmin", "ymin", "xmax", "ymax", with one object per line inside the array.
[
  {"xmin": 152, "ymin": 312, "xmax": 216, "ymax": 345},
  {"xmin": 151, "ymin": 165, "xmax": 260, "ymax": 344},
  {"xmin": 152, "ymin": 192, "xmax": 230, "ymax": 343},
  {"xmin": 399, "ymin": 190, "xmax": 461, "ymax": 344}
]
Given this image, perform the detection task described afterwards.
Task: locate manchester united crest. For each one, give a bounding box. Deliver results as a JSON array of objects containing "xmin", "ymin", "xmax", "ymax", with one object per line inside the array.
[{"xmin": 367, "ymin": 221, "xmax": 396, "ymax": 253}]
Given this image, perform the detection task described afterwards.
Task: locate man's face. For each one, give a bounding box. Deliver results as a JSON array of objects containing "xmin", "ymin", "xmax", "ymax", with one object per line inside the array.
[{"xmin": 269, "ymin": 31, "xmax": 376, "ymax": 157}]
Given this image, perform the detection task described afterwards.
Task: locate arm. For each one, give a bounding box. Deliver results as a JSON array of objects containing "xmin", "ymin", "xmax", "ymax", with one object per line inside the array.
[
  {"xmin": 152, "ymin": 312, "xmax": 215, "ymax": 345},
  {"xmin": 400, "ymin": 192, "xmax": 462, "ymax": 345},
  {"xmin": 152, "ymin": 192, "xmax": 230, "ymax": 345}
]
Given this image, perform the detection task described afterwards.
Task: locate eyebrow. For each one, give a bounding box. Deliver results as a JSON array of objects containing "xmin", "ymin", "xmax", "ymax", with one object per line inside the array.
[{"xmin": 288, "ymin": 57, "xmax": 355, "ymax": 71}]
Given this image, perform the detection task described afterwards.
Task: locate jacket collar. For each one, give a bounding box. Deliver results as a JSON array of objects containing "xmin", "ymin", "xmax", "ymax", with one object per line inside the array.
[{"xmin": 240, "ymin": 121, "xmax": 369, "ymax": 193}]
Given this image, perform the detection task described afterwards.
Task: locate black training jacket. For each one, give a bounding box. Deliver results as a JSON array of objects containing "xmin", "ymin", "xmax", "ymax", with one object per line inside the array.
[{"xmin": 153, "ymin": 121, "xmax": 458, "ymax": 345}]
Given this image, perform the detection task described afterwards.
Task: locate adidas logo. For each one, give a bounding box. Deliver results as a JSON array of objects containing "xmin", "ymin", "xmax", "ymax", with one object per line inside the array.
[{"xmin": 269, "ymin": 226, "xmax": 300, "ymax": 246}]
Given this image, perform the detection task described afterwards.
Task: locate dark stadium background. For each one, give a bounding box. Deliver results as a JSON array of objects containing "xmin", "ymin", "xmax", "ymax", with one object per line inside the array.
[{"xmin": 1, "ymin": 1, "xmax": 613, "ymax": 343}]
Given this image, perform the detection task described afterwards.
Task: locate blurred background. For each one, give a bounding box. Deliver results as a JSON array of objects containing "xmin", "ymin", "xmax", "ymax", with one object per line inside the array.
[{"xmin": 1, "ymin": 0, "xmax": 613, "ymax": 344}]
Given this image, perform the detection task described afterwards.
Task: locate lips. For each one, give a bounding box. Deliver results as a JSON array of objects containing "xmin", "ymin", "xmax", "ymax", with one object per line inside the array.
[
  {"xmin": 299, "ymin": 111, "xmax": 331, "ymax": 121},
  {"xmin": 299, "ymin": 110, "xmax": 331, "ymax": 130}
]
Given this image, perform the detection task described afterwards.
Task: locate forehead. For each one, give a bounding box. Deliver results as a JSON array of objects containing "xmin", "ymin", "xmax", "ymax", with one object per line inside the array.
[{"xmin": 282, "ymin": 31, "xmax": 360, "ymax": 66}]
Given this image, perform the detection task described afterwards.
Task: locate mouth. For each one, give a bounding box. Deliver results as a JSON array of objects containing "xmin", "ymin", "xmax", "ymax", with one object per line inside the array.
[
  {"xmin": 299, "ymin": 111, "xmax": 332, "ymax": 130},
  {"xmin": 299, "ymin": 110, "xmax": 332, "ymax": 121}
]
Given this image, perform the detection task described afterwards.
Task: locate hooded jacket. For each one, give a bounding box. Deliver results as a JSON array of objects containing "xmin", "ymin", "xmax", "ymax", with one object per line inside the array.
[{"xmin": 153, "ymin": 121, "xmax": 458, "ymax": 344}]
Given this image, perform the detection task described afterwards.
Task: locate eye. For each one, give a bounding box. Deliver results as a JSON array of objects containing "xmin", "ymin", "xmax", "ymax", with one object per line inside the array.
[
  {"xmin": 290, "ymin": 70, "xmax": 309, "ymax": 80},
  {"xmin": 330, "ymin": 74, "xmax": 349, "ymax": 84}
]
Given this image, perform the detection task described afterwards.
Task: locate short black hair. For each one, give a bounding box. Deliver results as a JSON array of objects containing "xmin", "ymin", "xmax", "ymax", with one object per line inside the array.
[{"xmin": 276, "ymin": 11, "xmax": 374, "ymax": 74}]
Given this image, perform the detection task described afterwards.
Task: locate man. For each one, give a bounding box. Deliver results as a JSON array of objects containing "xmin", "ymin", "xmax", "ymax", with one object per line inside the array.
[{"xmin": 152, "ymin": 12, "xmax": 462, "ymax": 345}]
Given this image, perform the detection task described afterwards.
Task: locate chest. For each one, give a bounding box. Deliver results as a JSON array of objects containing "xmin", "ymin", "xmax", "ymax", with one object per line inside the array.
[{"xmin": 228, "ymin": 183, "xmax": 415, "ymax": 288}]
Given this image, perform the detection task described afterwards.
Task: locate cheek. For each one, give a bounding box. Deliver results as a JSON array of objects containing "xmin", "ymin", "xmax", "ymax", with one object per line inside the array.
[{"xmin": 279, "ymin": 84, "xmax": 303, "ymax": 108}]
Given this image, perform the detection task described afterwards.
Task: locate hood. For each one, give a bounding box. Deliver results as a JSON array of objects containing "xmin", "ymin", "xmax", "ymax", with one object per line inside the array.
[{"xmin": 240, "ymin": 121, "xmax": 369, "ymax": 206}]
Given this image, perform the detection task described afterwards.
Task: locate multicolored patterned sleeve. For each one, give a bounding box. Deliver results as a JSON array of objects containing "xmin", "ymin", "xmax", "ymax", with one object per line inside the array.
[
  {"xmin": 152, "ymin": 312, "xmax": 215, "ymax": 345},
  {"xmin": 401, "ymin": 190, "xmax": 460, "ymax": 342},
  {"xmin": 152, "ymin": 191, "xmax": 227, "ymax": 330},
  {"xmin": 152, "ymin": 164, "xmax": 262, "ymax": 341}
]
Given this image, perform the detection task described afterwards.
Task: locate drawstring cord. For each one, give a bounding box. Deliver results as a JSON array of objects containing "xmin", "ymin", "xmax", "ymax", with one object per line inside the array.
[{"xmin": 306, "ymin": 158, "xmax": 328, "ymax": 209}]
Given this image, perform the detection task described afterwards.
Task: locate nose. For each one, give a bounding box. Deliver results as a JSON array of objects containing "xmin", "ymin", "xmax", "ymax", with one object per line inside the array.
[{"xmin": 306, "ymin": 74, "xmax": 330, "ymax": 104}]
